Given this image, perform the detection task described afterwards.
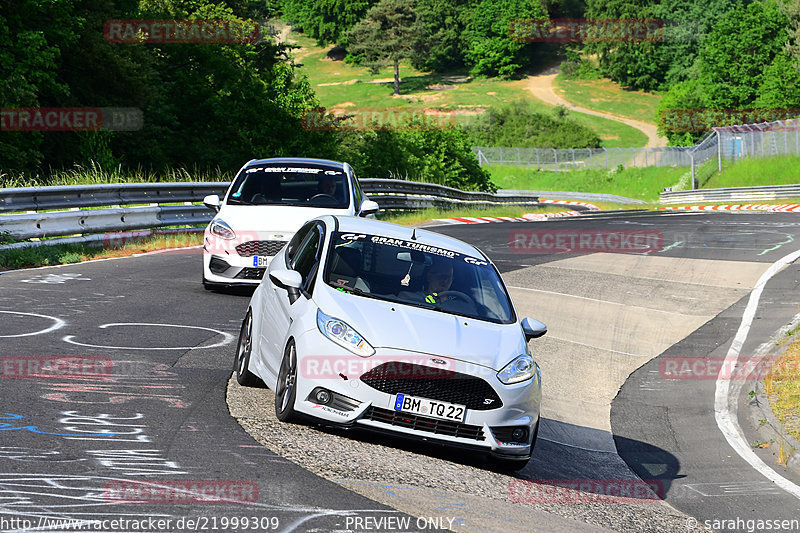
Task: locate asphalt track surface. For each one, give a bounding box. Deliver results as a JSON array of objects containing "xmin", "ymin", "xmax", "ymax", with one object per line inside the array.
[{"xmin": 1, "ymin": 211, "xmax": 800, "ymax": 532}]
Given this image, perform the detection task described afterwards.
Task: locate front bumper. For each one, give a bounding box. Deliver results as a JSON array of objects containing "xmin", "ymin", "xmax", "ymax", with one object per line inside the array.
[
  {"xmin": 202, "ymin": 234, "xmax": 288, "ymax": 286},
  {"xmin": 291, "ymin": 330, "xmax": 542, "ymax": 459}
]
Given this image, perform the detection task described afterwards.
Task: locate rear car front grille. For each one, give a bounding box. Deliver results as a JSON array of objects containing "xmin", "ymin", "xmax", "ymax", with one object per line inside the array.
[
  {"xmin": 363, "ymin": 406, "xmax": 485, "ymax": 441},
  {"xmin": 360, "ymin": 363, "xmax": 503, "ymax": 410},
  {"xmin": 234, "ymin": 267, "xmax": 266, "ymax": 280},
  {"xmin": 235, "ymin": 240, "xmax": 286, "ymax": 257}
]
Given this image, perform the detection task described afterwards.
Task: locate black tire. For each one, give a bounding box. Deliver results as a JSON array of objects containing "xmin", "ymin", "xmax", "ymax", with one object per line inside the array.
[
  {"xmin": 234, "ymin": 311, "xmax": 261, "ymax": 387},
  {"xmin": 275, "ymin": 340, "xmax": 298, "ymax": 422}
]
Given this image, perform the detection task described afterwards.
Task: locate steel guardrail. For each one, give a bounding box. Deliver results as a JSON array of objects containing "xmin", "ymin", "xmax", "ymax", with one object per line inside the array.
[
  {"xmin": 660, "ymin": 184, "xmax": 800, "ymax": 204},
  {"xmin": 0, "ymin": 180, "xmax": 540, "ymax": 247}
]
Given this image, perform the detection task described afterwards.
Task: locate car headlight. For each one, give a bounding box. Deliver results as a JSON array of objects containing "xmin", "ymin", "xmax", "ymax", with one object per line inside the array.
[
  {"xmin": 317, "ymin": 309, "xmax": 375, "ymax": 357},
  {"xmin": 210, "ymin": 219, "xmax": 235, "ymax": 240},
  {"xmin": 497, "ymin": 354, "xmax": 539, "ymax": 384}
]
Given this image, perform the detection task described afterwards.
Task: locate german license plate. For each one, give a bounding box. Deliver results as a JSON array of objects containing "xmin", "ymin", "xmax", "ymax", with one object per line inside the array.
[
  {"xmin": 252, "ymin": 256, "xmax": 270, "ymax": 267},
  {"xmin": 393, "ymin": 393, "xmax": 466, "ymax": 422}
]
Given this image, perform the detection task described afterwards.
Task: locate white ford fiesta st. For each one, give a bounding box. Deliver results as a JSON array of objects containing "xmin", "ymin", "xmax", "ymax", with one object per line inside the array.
[
  {"xmin": 202, "ymin": 158, "xmax": 378, "ymax": 289},
  {"xmin": 234, "ymin": 215, "xmax": 547, "ymax": 468}
]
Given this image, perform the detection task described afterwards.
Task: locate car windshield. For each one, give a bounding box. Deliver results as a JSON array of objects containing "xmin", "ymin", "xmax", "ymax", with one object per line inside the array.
[
  {"xmin": 323, "ymin": 232, "xmax": 515, "ymax": 324},
  {"xmin": 226, "ymin": 164, "xmax": 350, "ymax": 208}
]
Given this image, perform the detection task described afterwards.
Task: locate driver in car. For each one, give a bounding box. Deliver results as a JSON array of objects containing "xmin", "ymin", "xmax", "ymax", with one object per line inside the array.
[
  {"xmin": 424, "ymin": 258, "xmax": 454, "ymax": 304},
  {"xmin": 318, "ymin": 175, "xmax": 337, "ymax": 196}
]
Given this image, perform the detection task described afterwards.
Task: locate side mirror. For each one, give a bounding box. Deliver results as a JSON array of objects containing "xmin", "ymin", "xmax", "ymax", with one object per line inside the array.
[
  {"xmin": 269, "ymin": 268, "xmax": 303, "ymax": 304},
  {"xmin": 521, "ymin": 318, "xmax": 547, "ymax": 342},
  {"xmin": 203, "ymin": 194, "xmax": 221, "ymax": 212},
  {"xmin": 359, "ymin": 199, "xmax": 379, "ymax": 217}
]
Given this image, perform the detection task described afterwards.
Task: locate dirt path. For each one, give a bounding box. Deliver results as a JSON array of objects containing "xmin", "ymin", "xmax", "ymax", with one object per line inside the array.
[{"xmin": 526, "ymin": 72, "xmax": 666, "ymax": 147}]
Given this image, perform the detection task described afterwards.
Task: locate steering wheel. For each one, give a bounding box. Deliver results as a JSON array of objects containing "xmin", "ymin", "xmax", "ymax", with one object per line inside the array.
[
  {"xmin": 309, "ymin": 193, "xmax": 336, "ymax": 201},
  {"xmin": 435, "ymin": 291, "xmax": 476, "ymax": 307}
]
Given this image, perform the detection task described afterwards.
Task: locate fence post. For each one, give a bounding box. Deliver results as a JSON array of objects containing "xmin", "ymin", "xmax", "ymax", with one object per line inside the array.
[
  {"xmin": 499, "ymin": 148, "xmax": 503, "ymax": 166},
  {"xmin": 516, "ymin": 147, "xmax": 521, "ymax": 166},
  {"xmin": 690, "ymin": 152, "xmax": 696, "ymax": 189},
  {"xmin": 553, "ymin": 149, "xmax": 558, "ymax": 171},
  {"xmin": 589, "ymin": 149, "xmax": 593, "ymax": 169},
  {"xmin": 605, "ymin": 148, "xmax": 608, "ymax": 170},
  {"xmin": 717, "ymin": 130, "xmax": 722, "ymax": 172}
]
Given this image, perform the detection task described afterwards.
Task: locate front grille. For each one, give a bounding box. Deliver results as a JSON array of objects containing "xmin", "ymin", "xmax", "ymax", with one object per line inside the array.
[
  {"xmin": 363, "ymin": 406, "xmax": 485, "ymax": 441},
  {"xmin": 234, "ymin": 267, "xmax": 266, "ymax": 280},
  {"xmin": 360, "ymin": 363, "xmax": 502, "ymax": 410},
  {"xmin": 235, "ymin": 240, "xmax": 286, "ymax": 257}
]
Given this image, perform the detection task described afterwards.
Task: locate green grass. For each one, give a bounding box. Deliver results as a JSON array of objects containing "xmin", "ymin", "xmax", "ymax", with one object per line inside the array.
[
  {"xmin": 702, "ymin": 155, "xmax": 800, "ymax": 189},
  {"xmin": 288, "ymin": 27, "xmax": 647, "ymax": 148},
  {"xmin": 1, "ymin": 162, "xmax": 230, "ymax": 188},
  {"xmin": 554, "ymin": 73, "xmax": 662, "ymax": 124},
  {"xmin": 765, "ymin": 341, "xmax": 800, "ymax": 442},
  {"xmin": 0, "ymin": 232, "xmax": 203, "ymax": 270},
  {"xmin": 487, "ymin": 164, "xmax": 688, "ymax": 202}
]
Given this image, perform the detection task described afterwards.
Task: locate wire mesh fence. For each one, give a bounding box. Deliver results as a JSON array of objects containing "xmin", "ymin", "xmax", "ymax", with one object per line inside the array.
[
  {"xmin": 473, "ymin": 117, "xmax": 800, "ymax": 188},
  {"xmin": 472, "ymin": 146, "xmax": 693, "ymax": 171}
]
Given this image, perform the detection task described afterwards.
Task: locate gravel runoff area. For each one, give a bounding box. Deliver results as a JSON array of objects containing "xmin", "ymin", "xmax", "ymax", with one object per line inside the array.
[{"xmin": 227, "ymin": 376, "xmax": 696, "ymax": 533}]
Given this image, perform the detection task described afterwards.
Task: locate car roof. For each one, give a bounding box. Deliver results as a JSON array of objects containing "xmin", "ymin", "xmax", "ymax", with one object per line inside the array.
[
  {"xmin": 327, "ymin": 216, "xmax": 483, "ymax": 258},
  {"xmin": 246, "ymin": 157, "xmax": 346, "ymax": 170}
]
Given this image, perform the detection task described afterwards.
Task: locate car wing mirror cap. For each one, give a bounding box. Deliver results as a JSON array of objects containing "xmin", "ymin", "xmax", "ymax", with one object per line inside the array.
[
  {"xmin": 269, "ymin": 268, "xmax": 303, "ymax": 303},
  {"xmin": 203, "ymin": 194, "xmax": 221, "ymax": 212},
  {"xmin": 521, "ymin": 318, "xmax": 547, "ymax": 342},
  {"xmin": 359, "ymin": 199, "xmax": 379, "ymax": 217}
]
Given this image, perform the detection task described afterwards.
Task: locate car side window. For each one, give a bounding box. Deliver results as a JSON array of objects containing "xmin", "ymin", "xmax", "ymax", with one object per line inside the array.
[
  {"xmin": 285, "ymin": 221, "xmax": 315, "ymax": 266},
  {"xmin": 350, "ymin": 169, "xmax": 363, "ymax": 209},
  {"xmin": 290, "ymin": 225, "xmax": 323, "ymax": 292}
]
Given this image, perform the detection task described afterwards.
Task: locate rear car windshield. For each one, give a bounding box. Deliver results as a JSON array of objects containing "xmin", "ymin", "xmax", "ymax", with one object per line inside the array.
[
  {"xmin": 323, "ymin": 232, "xmax": 516, "ymax": 324},
  {"xmin": 227, "ymin": 164, "xmax": 350, "ymax": 209}
]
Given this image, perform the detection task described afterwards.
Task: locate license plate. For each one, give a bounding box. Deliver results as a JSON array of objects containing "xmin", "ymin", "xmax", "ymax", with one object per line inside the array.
[
  {"xmin": 393, "ymin": 394, "xmax": 466, "ymax": 422},
  {"xmin": 252, "ymin": 256, "xmax": 270, "ymax": 267}
]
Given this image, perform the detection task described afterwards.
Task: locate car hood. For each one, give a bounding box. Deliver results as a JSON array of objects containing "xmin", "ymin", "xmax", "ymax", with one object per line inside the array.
[
  {"xmin": 315, "ymin": 287, "xmax": 526, "ymax": 371},
  {"xmin": 213, "ymin": 205, "xmax": 349, "ymax": 237}
]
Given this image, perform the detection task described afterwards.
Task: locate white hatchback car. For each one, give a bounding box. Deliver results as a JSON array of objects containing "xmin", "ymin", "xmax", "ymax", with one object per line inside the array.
[
  {"xmin": 234, "ymin": 215, "xmax": 547, "ymax": 469},
  {"xmin": 202, "ymin": 158, "xmax": 378, "ymax": 289}
]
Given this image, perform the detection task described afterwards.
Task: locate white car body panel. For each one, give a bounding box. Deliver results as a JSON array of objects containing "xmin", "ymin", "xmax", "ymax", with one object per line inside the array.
[{"xmin": 241, "ymin": 215, "xmax": 545, "ymax": 461}]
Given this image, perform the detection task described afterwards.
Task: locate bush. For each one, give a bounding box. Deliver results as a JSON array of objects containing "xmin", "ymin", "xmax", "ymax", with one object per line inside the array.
[{"xmin": 464, "ymin": 101, "xmax": 601, "ymax": 148}]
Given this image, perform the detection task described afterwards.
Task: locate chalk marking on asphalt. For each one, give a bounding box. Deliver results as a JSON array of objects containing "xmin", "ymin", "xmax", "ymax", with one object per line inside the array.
[
  {"xmin": 507, "ymin": 286, "xmax": 692, "ymax": 317},
  {"xmin": 659, "ymin": 241, "xmax": 684, "ymax": 253},
  {"xmin": 714, "ymin": 247, "xmax": 800, "ymax": 500},
  {"xmin": 62, "ymin": 323, "xmax": 234, "ymax": 351},
  {"xmin": 758, "ymin": 234, "xmax": 794, "ymax": 256},
  {"xmin": 0, "ymin": 311, "xmax": 66, "ymax": 338}
]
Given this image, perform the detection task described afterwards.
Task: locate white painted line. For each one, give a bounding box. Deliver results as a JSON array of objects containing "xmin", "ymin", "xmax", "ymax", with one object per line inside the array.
[
  {"xmin": 0, "ymin": 311, "xmax": 66, "ymax": 338},
  {"xmin": 507, "ymin": 285, "xmax": 694, "ymax": 317},
  {"xmin": 714, "ymin": 247, "xmax": 800, "ymax": 500},
  {"xmin": 62, "ymin": 323, "xmax": 234, "ymax": 350}
]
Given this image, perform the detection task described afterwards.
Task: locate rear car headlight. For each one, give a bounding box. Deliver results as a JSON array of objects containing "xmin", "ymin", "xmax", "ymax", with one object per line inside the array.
[
  {"xmin": 497, "ymin": 354, "xmax": 539, "ymax": 384},
  {"xmin": 316, "ymin": 309, "xmax": 375, "ymax": 357},
  {"xmin": 210, "ymin": 219, "xmax": 235, "ymax": 240}
]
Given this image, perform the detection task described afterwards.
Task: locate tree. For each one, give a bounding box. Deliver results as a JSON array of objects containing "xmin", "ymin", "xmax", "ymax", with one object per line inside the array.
[
  {"xmin": 698, "ymin": 0, "xmax": 789, "ymax": 108},
  {"xmin": 282, "ymin": 0, "xmax": 377, "ymax": 46},
  {"xmin": 463, "ymin": 0, "xmax": 548, "ymax": 78},
  {"xmin": 347, "ymin": 0, "xmax": 426, "ymax": 95}
]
